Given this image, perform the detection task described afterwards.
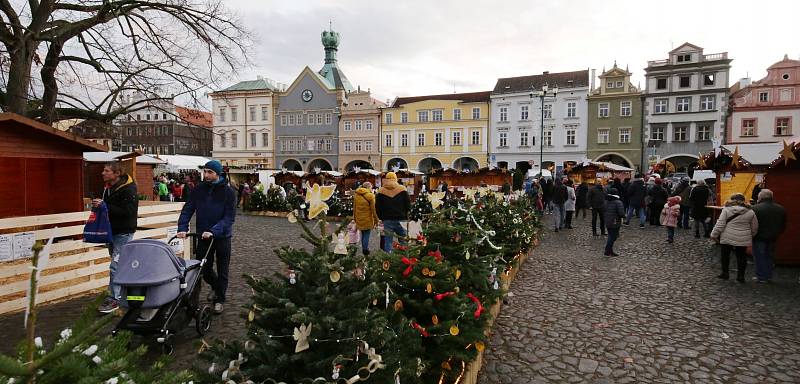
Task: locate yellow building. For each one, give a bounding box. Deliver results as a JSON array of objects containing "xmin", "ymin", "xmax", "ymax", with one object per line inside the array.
[{"xmin": 381, "ymin": 92, "xmax": 491, "ymax": 172}]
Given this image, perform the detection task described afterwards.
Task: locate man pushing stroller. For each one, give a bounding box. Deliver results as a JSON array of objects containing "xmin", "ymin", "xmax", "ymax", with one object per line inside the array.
[{"xmin": 177, "ymin": 160, "xmax": 236, "ymax": 314}]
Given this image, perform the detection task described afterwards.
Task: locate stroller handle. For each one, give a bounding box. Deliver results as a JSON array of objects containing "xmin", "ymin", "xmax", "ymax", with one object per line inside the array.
[
  {"xmin": 167, "ymin": 232, "xmax": 214, "ymax": 243},
  {"xmin": 167, "ymin": 233, "xmax": 215, "ymax": 261}
]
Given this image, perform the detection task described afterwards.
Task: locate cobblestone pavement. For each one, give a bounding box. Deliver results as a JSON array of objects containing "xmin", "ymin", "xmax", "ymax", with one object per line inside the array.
[
  {"xmin": 479, "ymin": 214, "xmax": 800, "ymax": 384},
  {"xmin": 0, "ymin": 214, "xmax": 371, "ymax": 371}
]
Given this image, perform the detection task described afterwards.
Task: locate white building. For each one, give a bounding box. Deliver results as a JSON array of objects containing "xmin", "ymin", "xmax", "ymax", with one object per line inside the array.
[
  {"xmin": 490, "ymin": 70, "xmax": 591, "ymax": 175},
  {"xmin": 209, "ymin": 77, "xmax": 285, "ymax": 168}
]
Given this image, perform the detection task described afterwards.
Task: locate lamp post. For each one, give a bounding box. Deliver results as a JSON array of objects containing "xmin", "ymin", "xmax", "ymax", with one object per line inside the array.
[{"xmin": 530, "ymin": 84, "xmax": 558, "ymax": 176}]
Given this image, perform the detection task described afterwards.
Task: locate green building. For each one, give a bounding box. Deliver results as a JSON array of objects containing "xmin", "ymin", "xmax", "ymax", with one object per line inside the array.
[{"xmin": 587, "ymin": 64, "xmax": 643, "ymax": 171}]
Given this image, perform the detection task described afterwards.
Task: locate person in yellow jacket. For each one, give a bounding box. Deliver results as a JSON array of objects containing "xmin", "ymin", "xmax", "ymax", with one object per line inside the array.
[{"xmin": 352, "ymin": 181, "xmax": 379, "ymax": 255}]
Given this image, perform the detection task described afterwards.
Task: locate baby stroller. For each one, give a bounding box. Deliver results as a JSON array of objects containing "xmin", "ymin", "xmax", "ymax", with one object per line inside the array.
[{"xmin": 112, "ymin": 233, "xmax": 213, "ymax": 354}]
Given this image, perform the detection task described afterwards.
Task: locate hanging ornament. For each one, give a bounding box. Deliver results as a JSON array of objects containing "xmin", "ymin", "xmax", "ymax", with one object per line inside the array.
[
  {"xmin": 431, "ymin": 314, "xmax": 439, "ymax": 325},
  {"xmin": 410, "ymin": 321, "xmax": 429, "ymax": 337},
  {"xmin": 329, "ymin": 270, "xmax": 341, "ymax": 283},
  {"xmin": 400, "ymin": 257, "xmax": 418, "ymax": 278},
  {"xmin": 288, "ymin": 269, "xmax": 296, "ymax": 285},
  {"xmin": 333, "ymin": 233, "xmax": 348, "ymax": 255},
  {"xmin": 475, "ymin": 341, "xmax": 486, "ymax": 352},
  {"xmin": 454, "ymin": 286, "xmax": 460, "ymax": 293},
  {"xmin": 435, "ymin": 291, "xmax": 455, "ymax": 301},
  {"xmin": 455, "ymin": 269, "xmax": 462, "ymax": 280},
  {"xmin": 293, "ymin": 323, "xmax": 312, "ymax": 353},
  {"xmin": 382, "ymin": 260, "xmax": 391, "ymax": 271},
  {"xmin": 354, "ymin": 265, "xmax": 366, "ymax": 280},
  {"xmin": 429, "ymin": 270, "xmax": 436, "ymax": 277},
  {"xmin": 426, "ymin": 283, "xmax": 433, "ymax": 294},
  {"xmin": 416, "ymin": 358, "xmax": 425, "ymax": 377},
  {"xmin": 442, "ymin": 361, "xmax": 452, "ymax": 370},
  {"xmin": 449, "ymin": 325, "xmax": 460, "ymax": 336},
  {"xmin": 394, "ymin": 299, "xmax": 404, "ymax": 311},
  {"xmin": 453, "ymin": 233, "xmax": 461, "ymax": 242},
  {"xmin": 287, "ymin": 211, "xmax": 298, "ymax": 223},
  {"xmin": 372, "ymin": 298, "xmax": 378, "ymax": 306},
  {"xmin": 427, "ymin": 249, "xmax": 443, "ymax": 262},
  {"xmin": 493, "ymin": 280, "xmax": 500, "ymax": 290},
  {"xmin": 466, "ymin": 293, "xmax": 484, "ymax": 319},
  {"xmin": 385, "ymin": 283, "xmax": 391, "ymax": 309},
  {"xmin": 332, "ymin": 364, "xmax": 341, "ymax": 380},
  {"xmin": 304, "ymin": 183, "xmax": 337, "ymax": 219},
  {"xmin": 395, "ymin": 370, "xmax": 401, "ymax": 384},
  {"xmin": 731, "ymin": 145, "xmax": 741, "ymax": 169},
  {"xmin": 464, "ymin": 250, "xmax": 470, "ymax": 260},
  {"xmin": 421, "ymin": 267, "xmax": 431, "ymax": 276},
  {"xmin": 248, "ymin": 309, "xmax": 255, "ymax": 322},
  {"xmin": 780, "ymin": 140, "xmax": 797, "ymax": 166}
]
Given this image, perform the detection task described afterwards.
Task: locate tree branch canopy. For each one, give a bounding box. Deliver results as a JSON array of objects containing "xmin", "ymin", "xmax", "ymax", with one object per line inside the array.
[{"xmin": 0, "ymin": 0, "xmax": 251, "ymax": 124}]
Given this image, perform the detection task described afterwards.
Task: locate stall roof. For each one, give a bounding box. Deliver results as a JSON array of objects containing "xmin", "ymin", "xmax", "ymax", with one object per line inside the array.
[
  {"xmin": 84, "ymin": 151, "xmax": 164, "ymax": 164},
  {"xmin": 276, "ymin": 170, "xmax": 305, "ymax": 177},
  {"xmin": 577, "ymin": 161, "xmax": 634, "ymax": 172},
  {"xmin": 152, "ymin": 154, "xmax": 212, "ymax": 170},
  {"xmin": 384, "ymin": 169, "xmax": 423, "ymax": 175},
  {"xmin": 720, "ymin": 143, "xmax": 784, "ymax": 166}
]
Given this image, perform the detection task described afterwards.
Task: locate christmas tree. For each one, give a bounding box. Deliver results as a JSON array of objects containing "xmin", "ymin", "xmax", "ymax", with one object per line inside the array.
[
  {"xmin": 326, "ymin": 194, "xmax": 353, "ymax": 218},
  {"xmin": 265, "ymin": 186, "xmax": 291, "ymax": 212},
  {"xmin": 409, "ymin": 190, "xmax": 433, "ymax": 222},
  {"xmin": 247, "ymin": 189, "xmax": 268, "ymax": 211}
]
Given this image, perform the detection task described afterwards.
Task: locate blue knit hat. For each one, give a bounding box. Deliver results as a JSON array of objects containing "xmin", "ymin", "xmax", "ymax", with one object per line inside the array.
[{"xmin": 203, "ymin": 160, "xmax": 223, "ymax": 175}]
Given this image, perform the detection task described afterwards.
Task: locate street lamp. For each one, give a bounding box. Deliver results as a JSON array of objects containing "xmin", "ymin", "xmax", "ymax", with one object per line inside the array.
[{"xmin": 530, "ymin": 84, "xmax": 558, "ymax": 176}]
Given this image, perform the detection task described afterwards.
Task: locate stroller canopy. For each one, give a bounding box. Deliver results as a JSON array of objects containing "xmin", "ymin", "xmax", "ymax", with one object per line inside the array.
[{"xmin": 114, "ymin": 240, "xmax": 185, "ymax": 286}]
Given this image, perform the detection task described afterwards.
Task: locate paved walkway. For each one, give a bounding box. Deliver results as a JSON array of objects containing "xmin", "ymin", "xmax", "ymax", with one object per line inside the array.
[{"xmin": 479, "ymin": 215, "xmax": 800, "ymax": 384}]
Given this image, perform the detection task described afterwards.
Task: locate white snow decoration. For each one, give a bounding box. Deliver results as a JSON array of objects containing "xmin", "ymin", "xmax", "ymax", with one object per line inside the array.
[
  {"xmin": 83, "ymin": 344, "xmax": 98, "ymax": 356},
  {"xmin": 92, "ymin": 355, "xmax": 103, "ymax": 364}
]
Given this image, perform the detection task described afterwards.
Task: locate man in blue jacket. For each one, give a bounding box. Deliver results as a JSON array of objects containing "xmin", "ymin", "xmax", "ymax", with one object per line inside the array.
[{"xmin": 177, "ymin": 160, "xmax": 236, "ymax": 314}]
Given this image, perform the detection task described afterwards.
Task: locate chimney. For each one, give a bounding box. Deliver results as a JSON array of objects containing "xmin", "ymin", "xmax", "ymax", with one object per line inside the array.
[
  {"xmin": 739, "ymin": 78, "xmax": 751, "ymax": 88},
  {"xmin": 542, "ymin": 71, "xmax": 549, "ymax": 75},
  {"xmin": 590, "ymin": 68, "xmax": 596, "ymax": 90}
]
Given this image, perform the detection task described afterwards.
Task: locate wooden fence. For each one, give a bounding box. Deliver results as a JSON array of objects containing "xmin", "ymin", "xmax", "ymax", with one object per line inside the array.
[{"xmin": 0, "ymin": 202, "xmax": 189, "ymax": 315}]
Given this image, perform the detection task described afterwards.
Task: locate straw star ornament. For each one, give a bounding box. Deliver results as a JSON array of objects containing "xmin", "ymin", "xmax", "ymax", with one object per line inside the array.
[
  {"xmin": 305, "ymin": 183, "xmax": 337, "ymax": 219},
  {"xmin": 731, "ymin": 146, "xmax": 741, "ymax": 169},
  {"xmin": 780, "ymin": 140, "xmax": 797, "ymax": 166}
]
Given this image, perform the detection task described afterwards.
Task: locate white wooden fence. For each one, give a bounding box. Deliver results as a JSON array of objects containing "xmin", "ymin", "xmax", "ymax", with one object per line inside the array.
[{"xmin": 0, "ymin": 202, "xmax": 189, "ymax": 315}]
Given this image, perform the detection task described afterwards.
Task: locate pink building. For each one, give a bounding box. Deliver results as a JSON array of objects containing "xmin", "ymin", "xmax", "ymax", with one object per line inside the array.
[{"xmin": 727, "ymin": 55, "xmax": 800, "ymax": 144}]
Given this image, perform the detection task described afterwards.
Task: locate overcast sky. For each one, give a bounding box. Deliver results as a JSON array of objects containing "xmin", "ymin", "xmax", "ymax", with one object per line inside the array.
[{"xmin": 220, "ymin": 0, "xmax": 798, "ymax": 103}]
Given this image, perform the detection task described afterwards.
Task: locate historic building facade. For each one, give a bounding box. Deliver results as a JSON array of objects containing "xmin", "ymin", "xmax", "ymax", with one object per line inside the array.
[
  {"xmin": 490, "ymin": 70, "xmax": 590, "ymax": 175},
  {"xmin": 643, "ymin": 43, "xmax": 731, "ymax": 171},
  {"xmin": 726, "ymin": 55, "xmax": 800, "ymax": 144},
  {"xmin": 210, "ymin": 78, "xmax": 281, "ymax": 168},
  {"xmin": 339, "ymin": 88, "xmax": 384, "ymax": 171},
  {"xmin": 381, "ymin": 92, "xmax": 490, "ymax": 172},
  {"xmin": 275, "ymin": 29, "xmax": 352, "ymax": 172},
  {"xmin": 587, "ymin": 64, "xmax": 643, "ymax": 170}
]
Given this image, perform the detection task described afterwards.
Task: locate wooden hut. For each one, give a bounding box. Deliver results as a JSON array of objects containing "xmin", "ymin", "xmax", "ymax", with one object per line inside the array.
[
  {"xmin": 303, "ymin": 170, "xmax": 343, "ymax": 191},
  {"xmin": 763, "ymin": 140, "xmax": 800, "ymax": 265},
  {"xmin": 380, "ymin": 169, "xmax": 424, "ymax": 199},
  {"xmin": 0, "ymin": 113, "xmax": 107, "ymax": 217},
  {"xmin": 342, "ymin": 169, "xmax": 381, "ymax": 196},
  {"xmin": 83, "ymin": 151, "xmax": 164, "ymax": 200},
  {"xmin": 700, "ymin": 143, "xmax": 777, "ymax": 205},
  {"xmin": 274, "ymin": 170, "xmax": 305, "ymax": 191},
  {"xmin": 427, "ymin": 167, "xmax": 512, "ymax": 194},
  {"xmin": 567, "ymin": 161, "xmax": 634, "ymax": 184}
]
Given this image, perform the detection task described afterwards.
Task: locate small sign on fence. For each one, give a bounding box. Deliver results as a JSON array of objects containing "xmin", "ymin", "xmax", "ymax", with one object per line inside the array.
[
  {"xmin": 0, "ymin": 234, "xmax": 12, "ymax": 262},
  {"xmin": 13, "ymin": 232, "xmax": 35, "ymax": 260}
]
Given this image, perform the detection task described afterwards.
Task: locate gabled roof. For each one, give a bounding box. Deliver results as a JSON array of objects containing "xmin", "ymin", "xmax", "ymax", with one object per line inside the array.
[
  {"xmin": 83, "ymin": 151, "xmax": 165, "ymax": 164},
  {"xmin": 318, "ymin": 62, "xmax": 354, "ymax": 92},
  {"xmin": 669, "ymin": 42, "xmax": 703, "ymax": 54},
  {"xmin": 391, "ymin": 91, "xmax": 491, "ymax": 107},
  {"xmin": 218, "ymin": 79, "xmax": 280, "ymax": 92},
  {"xmin": 492, "ymin": 70, "xmax": 589, "ymax": 95},
  {"xmin": 176, "ymin": 106, "xmax": 212, "ymax": 128},
  {"xmin": 768, "ymin": 54, "xmax": 800, "ymax": 70},
  {"xmin": 0, "ymin": 112, "xmax": 108, "ymax": 151}
]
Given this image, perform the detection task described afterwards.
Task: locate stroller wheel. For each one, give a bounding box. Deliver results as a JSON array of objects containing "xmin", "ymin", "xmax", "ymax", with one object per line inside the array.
[
  {"xmin": 160, "ymin": 333, "xmax": 175, "ymax": 355},
  {"xmin": 196, "ymin": 305, "xmax": 212, "ymax": 336}
]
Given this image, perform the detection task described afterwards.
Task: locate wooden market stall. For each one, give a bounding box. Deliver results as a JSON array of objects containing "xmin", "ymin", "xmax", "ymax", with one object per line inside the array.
[
  {"xmin": 762, "ymin": 140, "xmax": 800, "ymax": 265},
  {"xmin": 83, "ymin": 151, "xmax": 165, "ymax": 201},
  {"xmin": 303, "ymin": 170, "xmax": 343, "ymax": 190},
  {"xmin": 342, "ymin": 169, "xmax": 381, "ymax": 196},
  {"xmin": 274, "ymin": 170, "xmax": 305, "ymax": 192},
  {"xmin": 0, "ymin": 113, "xmax": 107, "ymax": 217},
  {"xmin": 427, "ymin": 167, "xmax": 512, "ymax": 195},
  {"xmin": 700, "ymin": 143, "xmax": 777, "ymax": 205},
  {"xmin": 380, "ymin": 169, "xmax": 424, "ymax": 199},
  {"xmin": 567, "ymin": 161, "xmax": 634, "ymax": 184}
]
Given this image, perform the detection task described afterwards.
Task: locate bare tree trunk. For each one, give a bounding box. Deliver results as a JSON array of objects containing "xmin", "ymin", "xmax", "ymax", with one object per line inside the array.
[
  {"xmin": 5, "ymin": 41, "xmax": 37, "ymax": 116},
  {"xmin": 40, "ymin": 41, "xmax": 64, "ymax": 125}
]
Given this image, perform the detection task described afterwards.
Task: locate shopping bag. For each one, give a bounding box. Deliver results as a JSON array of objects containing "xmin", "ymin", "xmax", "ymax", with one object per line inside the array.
[{"xmin": 83, "ymin": 201, "xmax": 113, "ymax": 243}]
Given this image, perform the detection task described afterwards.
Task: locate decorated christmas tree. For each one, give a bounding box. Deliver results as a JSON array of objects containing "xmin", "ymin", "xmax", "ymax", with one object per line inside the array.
[
  {"xmin": 326, "ymin": 193, "xmax": 353, "ymax": 218},
  {"xmin": 265, "ymin": 185, "xmax": 291, "ymax": 212},
  {"xmin": 247, "ymin": 189, "xmax": 268, "ymax": 211},
  {"xmin": 409, "ymin": 190, "xmax": 433, "ymax": 222}
]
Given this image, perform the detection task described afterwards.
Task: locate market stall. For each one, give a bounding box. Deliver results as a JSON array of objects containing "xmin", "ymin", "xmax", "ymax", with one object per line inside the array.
[
  {"xmin": 303, "ymin": 170, "xmax": 343, "ymax": 190},
  {"xmin": 83, "ymin": 151, "xmax": 164, "ymax": 200},
  {"xmin": 381, "ymin": 169, "xmax": 424, "ymax": 199},
  {"xmin": 341, "ymin": 168, "xmax": 381, "ymax": 196},
  {"xmin": 427, "ymin": 167, "xmax": 512, "ymax": 195},
  {"xmin": 274, "ymin": 170, "xmax": 305, "ymax": 192},
  {"xmin": 763, "ymin": 140, "xmax": 800, "ymax": 265},
  {"xmin": 699, "ymin": 143, "xmax": 777, "ymax": 206},
  {"xmin": 567, "ymin": 161, "xmax": 634, "ymax": 184}
]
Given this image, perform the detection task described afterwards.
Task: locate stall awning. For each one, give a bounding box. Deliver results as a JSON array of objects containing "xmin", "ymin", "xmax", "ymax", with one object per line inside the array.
[
  {"xmin": 720, "ymin": 143, "xmax": 783, "ymax": 166},
  {"xmin": 83, "ymin": 151, "xmax": 164, "ymax": 164},
  {"xmin": 152, "ymin": 154, "xmax": 212, "ymax": 171}
]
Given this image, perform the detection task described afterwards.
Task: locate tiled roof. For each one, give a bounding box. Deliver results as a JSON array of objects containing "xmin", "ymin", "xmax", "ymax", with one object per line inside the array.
[
  {"xmin": 492, "ymin": 70, "xmax": 589, "ymax": 94},
  {"xmin": 390, "ymin": 91, "xmax": 491, "ymax": 107},
  {"xmin": 218, "ymin": 79, "xmax": 279, "ymax": 92},
  {"xmin": 176, "ymin": 106, "xmax": 212, "ymax": 128}
]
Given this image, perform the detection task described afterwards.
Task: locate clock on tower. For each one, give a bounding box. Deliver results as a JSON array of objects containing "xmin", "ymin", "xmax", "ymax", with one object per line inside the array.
[{"xmin": 301, "ymin": 89, "xmax": 313, "ymax": 102}]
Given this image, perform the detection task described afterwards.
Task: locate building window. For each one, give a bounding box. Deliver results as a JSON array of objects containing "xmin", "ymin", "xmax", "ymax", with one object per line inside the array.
[
  {"xmin": 325, "ymin": 113, "xmax": 332, "ymax": 125},
  {"xmin": 700, "ymin": 95, "xmax": 715, "ymax": 111},
  {"xmin": 543, "ymin": 104, "xmax": 552, "ymax": 119},
  {"xmin": 616, "ymin": 81, "xmax": 623, "ymax": 88},
  {"xmin": 741, "ymin": 119, "xmax": 756, "ymax": 136},
  {"xmin": 651, "ymin": 126, "xmax": 664, "ymax": 141},
  {"xmin": 261, "ymin": 106, "xmax": 269, "ymax": 120},
  {"xmin": 472, "ymin": 107, "xmax": 480, "ymax": 119},
  {"xmin": 783, "ymin": 73, "xmax": 791, "ymax": 80},
  {"xmin": 344, "ymin": 141, "xmax": 351, "ymax": 152},
  {"xmin": 316, "ymin": 114, "xmax": 323, "ymax": 124},
  {"xmin": 498, "ymin": 132, "xmax": 508, "ymax": 147},
  {"xmin": 619, "ymin": 128, "xmax": 631, "ymax": 144},
  {"xmin": 262, "ymin": 132, "xmax": 269, "ymax": 147},
  {"xmin": 308, "ymin": 113, "xmax": 316, "ymax": 125},
  {"xmin": 418, "ymin": 111, "xmax": 429, "ymax": 122},
  {"xmin": 154, "ymin": 113, "xmax": 159, "ymax": 120},
  {"xmin": 220, "ymin": 133, "xmax": 226, "ymax": 147},
  {"xmin": 519, "ymin": 131, "xmax": 529, "ymax": 146},
  {"xmin": 780, "ymin": 88, "xmax": 793, "ymax": 102},
  {"xmin": 759, "ymin": 91, "xmax": 769, "ymax": 102},
  {"xmin": 418, "ymin": 133, "xmax": 425, "ymax": 147},
  {"xmin": 703, "ymin": 73, "xmax": 715, "ymax": 86},
  {"xmin": 679, "ymin": 76, "xmax": 690, "ymax": 88},
  {"xmin": 250, "ymin": 132, "xmax": 256, "ymax": 147},
  {"xmin": 231, "ymin": 107, "xmax": 238, "ymax": 122},
  {"xmin": 218, "ymin": 108, "xmax": 226, "ymax": 122},
  {"xmin": 673, "ymin": 126, "xmax": 688, "ymax": 142},
  {"xmin": 452, "ymin": 131, "xmax": 461, "ymax": 146},
  {"xmin": 607, "ymin": 81, "xmax": 615, "ymax": 89},
  {"xmin": 385, "ymin": 133, "xmax": 392, "ymax": 147},
  {"xmin": 344, "ymin": 121, "xmax": 352, "ymax": 131},
  {"xmin": 677, "ymin": 97, "xmax": 691, "ymax": 112},
  {"xmin": 598, "ymin": 129, "xmax": 609, "ymax": 144},
  {"xmin": 163, "ymin": 113, "xmax": 167, "ymax": 120},
  {"xmin": 598, "ymin": 103, "xmax": 609, "ymax": 118},
  {"xmin": 127, "ymin": 127, "xmax": 134, "ymax": 136},
  {"xmin": 499, "ymin": 107, "xmax": 508, "ymax": 122},
  {"xmin": 776, "ymin": 117, "xmax": 792, "ymax": 136},
  {"xmin": 472, "ymin": 130, "xmax": 480, "ymax": 145},
  {"xmin": 146, "ymin": 114, "xmax": 150, "ymax": 120},
  {"xmin": 366, "ymin": 120, "xmax": 373, "ymax": 130},
  {"xmin": 566, "ymin": 129, "xmax": 576, "ymax": 145},
  {"xmin": 400, "ymin": 133, "xmax": 408, "ymax": 147},
  {"xmin": 620, "ymin": 101, "xmax": 632, "ymax": 116},
  {"xmin": 355, "ymin": 141, "xmax": 363, "ymax": 152},
  {"xmin": 655, "ymin": 98, "xmax": 668, "ymax": 114},
  {"xmin": 249, "ymin": 106, "xmax": 256, "ymax": 121},
  {"xmin": 279, "ymin": 115, "xmax": 286, "ymax": 126},
  {"xmin": 656, "ymin": 78, "xmax": 668, "ymax": 90},
  {"xmin": 385, "ymin": 113, "xmax": 393, "ymax": 124},
  {"xmin": 288, "ymin": 114, "xmax": 296, "ymax": 126},
  {"xmin": 697, "ymin": 124, "xmax": 711, "ymax": 141},
  {"xmin": 432, "ymin": 110, "xmax": 443, "ymax": 121},
  {"xmin": 231, "ymin": 133, "xmax": 238, "ymax": 147},
  {"xmin": 520, "ymin": 105, "xmax": 529, "ymax": 120},
  {"xmin": 434, "ymin": 132, "xmax": 443, "ymax": 146},
  {"xmin": 365, "ymin": 141, "xmax": 373, "ymax": 151},
  {"xmin": 543, "ymin": 130, "xmax": 552, "ymax": 146},
  {"xmin": 453, "ymin": 109, "xmax": 462, "ymax": 121},
  {"xmin": 355, "ymin": 120, "xmax": 363, "ymax": 130},
  {"xmin": 401, "ymin": 112, "xmax": 408, "ymax": 123},
  {"xmin": 567, "ymin": 102, "xmax": 577, "ymax": 118},
  {"xmin": 677, "ymin": 54, "xmax": 691, "ymax": 62}
]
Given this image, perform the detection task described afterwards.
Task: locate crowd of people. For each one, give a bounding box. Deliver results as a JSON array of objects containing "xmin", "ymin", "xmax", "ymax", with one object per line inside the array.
[{"xmin": 524, "ymin": 173, "xmax": 786, "ymax": 283}]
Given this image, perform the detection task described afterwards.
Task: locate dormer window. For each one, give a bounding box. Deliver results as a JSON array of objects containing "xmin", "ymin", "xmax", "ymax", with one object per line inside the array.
[
  {"xmin": 676, "ymin": 54, "xmax": 692, "ymax": 62},
  {"xmin": 607, "ymin": 81, "xmax": 615, "ymax": 88},
  {"xmin": 616, "ymin": 81, "xmax": 623, "ymax": 88}
]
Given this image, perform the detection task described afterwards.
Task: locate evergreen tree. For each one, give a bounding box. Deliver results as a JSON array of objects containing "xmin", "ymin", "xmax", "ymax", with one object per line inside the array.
[
  {"xmin": 265, "ymin": 186, "xmax": 291, "ymax": 212},
  {"xmin": 247, "ymin": 189, "xmax": 268, "ymax": 211},
  {"xmin": 409, "ymin": 191, "xmax": 433, "ymax": 222}
]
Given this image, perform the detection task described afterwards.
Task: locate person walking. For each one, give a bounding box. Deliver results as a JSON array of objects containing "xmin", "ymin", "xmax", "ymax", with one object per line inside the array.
[
  {"xmin": 157, "ymin": 176, "xmax": 170, "ymax": 201},
  {"xmin": 588, "ymin": 180, "xmax": 607, "ymax": 236},
  {"xmin": 542, "ymin": 178, "xmax": 554, "ymax": 214},
  {"xmin": 710, "ymin": 193, "xmax": 759, "ymax": 283},
  {"xmin": 689, "ymin": 179, "xmax": 712, "ymax": 238},
  {"xmin": 660, "ymin": 196, "xmax": 681, "ymax": 243},
  {"xmin": 624, "ymin": 175, "xmax": 647, "ymax": 228},
  {"xmin": 575, "ymin": 181, "xmax": 589, "ymax": 220},
  {"xmin": 648, "ymin": 179, "xmax": 668, "ymax": 225},
  {"xmin": 564, "ymin": 180, "xmax": 576, "ymax": 229},
  {"xmin": 376, "ymin": 172, "xmax": 411, "ymax": 253},
  {"xmin": 621, "ymin": 178, "xmax": 631, "ymax": 212},
  {"xmin": 603, "ymin": 188, "xmax": 625, "ymax": 257},
  {"xmin": 352, "ymin": 181, "xmax": 379, "ymax": 255},
  {"xmin": 751, "ymin": 189, "xmax": 786, "ymax": 283},
  {"xmin": 177, "ymin": 160, "xmax": 236, "ymax": 314},
  {"xmin": 95, "ymin": 162, "xmax": 138, "ymax": 313},
  {"xmin": 551, "ymin": 178, "xmax": 568, "ymax": 232},
  {"xmin": 675, "ymin": 178, "xmax": 692, "ymax": 229}
]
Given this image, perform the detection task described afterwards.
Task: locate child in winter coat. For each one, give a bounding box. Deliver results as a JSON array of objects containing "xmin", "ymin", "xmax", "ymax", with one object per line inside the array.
[{"xmin": 660, "ymin": 196, "xmax": 682, "ymax": 243}]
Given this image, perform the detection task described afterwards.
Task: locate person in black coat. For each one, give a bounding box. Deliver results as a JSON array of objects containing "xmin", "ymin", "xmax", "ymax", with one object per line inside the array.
[
  {"xmin": 542, "ymin": 178, "xmax": 554, "ymax": 214},
  {"xmin": 376, "ymin": 172, "xmax": 411, "ymax": 253},
  {"xmin": 689, "ymin": 179, "xmax": 712, "ymax": 238},
  {"xmin": 588, "ymin": 180, "xmax": 607, "ymax": 236},
  {"xmin": 624, "ymin": 176, "xmax": 648, "ymax": 228},
  {"xmin": 621, "ymin": 178, "xmax": 631, "ymax": 211},
  {"xmin": 551, "ymin": 178, "xmax": 568, "ymax": 231},
  {"xmin": 603, "ymin": 188, "xmax": 625, "ymax": 257},
  {"xmin": 647, "ymin": 179, "xmax": 668, "ymax": 225},
  {"xmin": 575, "ymin": 181, "xmax": 590, "ymax": 219}
]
